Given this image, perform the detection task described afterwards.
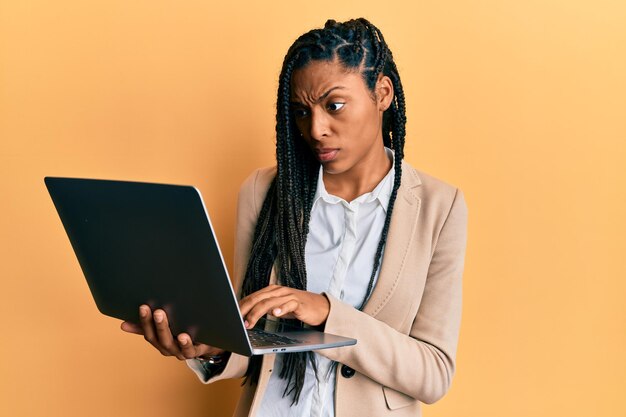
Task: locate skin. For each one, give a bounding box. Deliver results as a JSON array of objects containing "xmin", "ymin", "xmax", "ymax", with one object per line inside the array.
[{"xmin": 120, "ymin": 57, "xmax": 395, "ymax": 361}]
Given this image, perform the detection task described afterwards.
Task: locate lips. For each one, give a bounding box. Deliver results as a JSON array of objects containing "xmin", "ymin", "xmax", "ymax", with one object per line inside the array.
[{"xmin": 315, "ymin": 148, "xmax": 339, "ymax": 162}]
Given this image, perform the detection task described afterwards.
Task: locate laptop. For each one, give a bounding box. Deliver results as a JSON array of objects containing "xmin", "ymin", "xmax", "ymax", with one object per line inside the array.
[{"xmin": 44, "ymin": 177, "xmax": 356, "ymax": 357}]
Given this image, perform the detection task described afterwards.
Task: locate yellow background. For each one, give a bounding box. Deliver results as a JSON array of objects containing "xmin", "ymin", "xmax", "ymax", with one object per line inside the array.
[{"xmin": 1, "ymin": 1, "xmax": 624, "ymax": 416}]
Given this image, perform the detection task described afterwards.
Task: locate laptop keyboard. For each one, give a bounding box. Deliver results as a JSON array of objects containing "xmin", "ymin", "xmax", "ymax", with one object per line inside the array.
[{"xmin": 247, "ymin": 328, "xmax": 304, "ymax": 346}]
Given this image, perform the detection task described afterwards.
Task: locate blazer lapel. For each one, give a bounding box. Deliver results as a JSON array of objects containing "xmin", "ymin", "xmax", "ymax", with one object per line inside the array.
[{"xmin": 363, "ymin": 161, "xmax": 422, "ymax": 317}]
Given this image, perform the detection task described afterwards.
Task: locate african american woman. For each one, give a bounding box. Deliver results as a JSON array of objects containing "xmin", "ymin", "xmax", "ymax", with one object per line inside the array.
[{"xmin": 121, "ymin": 17, "xmax": 468, "ymax": 417}]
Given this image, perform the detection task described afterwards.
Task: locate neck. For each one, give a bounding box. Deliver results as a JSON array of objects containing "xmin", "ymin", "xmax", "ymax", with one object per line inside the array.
[{"xmin": 322, "ymin": 145, "xmax": 393, "ymax": 202}]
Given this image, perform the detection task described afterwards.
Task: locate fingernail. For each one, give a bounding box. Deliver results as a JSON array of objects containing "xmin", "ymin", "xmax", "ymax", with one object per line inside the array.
[
  {"xmin": 273, "ymin": 308, "xmax": 282, "ymax": 316},
  {"xmin": 154, "ymin": 312, "xmax": 163, "ymax": 323},
  {"xmin": 244, "ymin": 320, "xmax": 249, "ymax": 328},
  {"xmin": 179, "ymin": 337, "xmax": 187, "ymax": 346},
  {"xmin": 139, "ymin": 306, "xmax": 147, "ymax": 317}
]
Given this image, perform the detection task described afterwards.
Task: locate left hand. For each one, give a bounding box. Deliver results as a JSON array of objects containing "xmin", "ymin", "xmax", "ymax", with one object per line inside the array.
[{"xmin": 239, "ymin": 285, "xmax": 330, "ymax": 329}]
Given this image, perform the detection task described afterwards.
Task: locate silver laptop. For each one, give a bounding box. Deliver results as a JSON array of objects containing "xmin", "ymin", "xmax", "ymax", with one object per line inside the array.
[{"xmin": 45, "ymin": 177, "xmax": 356, "ymax": 356}]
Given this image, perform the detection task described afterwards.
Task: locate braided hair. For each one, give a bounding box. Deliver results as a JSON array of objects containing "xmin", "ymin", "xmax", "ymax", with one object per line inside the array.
[{"xmin": 240, "ymin": 17, "xmax": 407, "ymax": 404}]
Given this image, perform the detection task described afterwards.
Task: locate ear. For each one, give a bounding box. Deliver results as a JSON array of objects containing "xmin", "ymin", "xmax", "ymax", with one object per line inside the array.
[{"xmin": 376, "ymin": 74, "xmax": 394, "ymax": 112}]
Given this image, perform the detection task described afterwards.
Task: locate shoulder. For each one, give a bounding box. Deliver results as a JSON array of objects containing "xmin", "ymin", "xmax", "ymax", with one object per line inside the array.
[
  {"xmin": 401, "ymin": 160, "xmax": 461, "ymax": 199},
  {"xmin": 239, "ymin": 165, "xmax": 276, "ymax": 191},
  {"xmin": 401, "ymin": 160, "xmax": 467, "ymax": 223},
  {"xmin": 238, "ymin": 165, "xmax": 277, "ymax": 214}
]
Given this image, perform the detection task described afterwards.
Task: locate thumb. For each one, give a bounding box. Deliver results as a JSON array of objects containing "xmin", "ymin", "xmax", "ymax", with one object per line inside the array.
[{"xmin": 121, "ymin": 321, "xmax": 143, "ymax": 335}]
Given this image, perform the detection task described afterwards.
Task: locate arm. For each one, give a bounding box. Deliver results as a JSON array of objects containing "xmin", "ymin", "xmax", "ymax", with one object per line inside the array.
[{"xmin": 319, "ymin": 189, "xmax": 468, "ymax": 404}]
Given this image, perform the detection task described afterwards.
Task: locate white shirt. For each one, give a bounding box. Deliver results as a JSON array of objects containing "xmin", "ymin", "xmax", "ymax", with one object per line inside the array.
[{"xmin": 258, "ymin": 147, "xmax": 395, "ymax": 417}]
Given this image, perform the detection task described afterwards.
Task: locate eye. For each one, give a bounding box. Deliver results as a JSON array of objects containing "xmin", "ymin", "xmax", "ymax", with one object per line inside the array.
[
  {"xmin": 327, "ymin": 102, "xmax": 345, "ymax": 112},
  {"xmin": 292, "ymin": 107, "xmax": 309, "ymax": 119}
]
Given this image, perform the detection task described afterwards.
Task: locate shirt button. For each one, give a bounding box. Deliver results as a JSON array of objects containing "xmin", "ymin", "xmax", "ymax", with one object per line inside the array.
[{"xmin": 341, "ymin": 365, "xmax": 356, "ymax": 378}]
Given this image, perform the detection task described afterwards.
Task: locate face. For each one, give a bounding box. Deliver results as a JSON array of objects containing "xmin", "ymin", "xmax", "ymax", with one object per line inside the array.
[{"xmin": 290, "ymin": 59, "xmax": 393, "ymax": 175}]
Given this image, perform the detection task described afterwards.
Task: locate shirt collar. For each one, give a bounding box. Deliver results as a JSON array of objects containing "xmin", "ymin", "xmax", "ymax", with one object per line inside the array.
[{"xmin": 312, "ymin": 147, "xmax": 395, "ymax": 213}]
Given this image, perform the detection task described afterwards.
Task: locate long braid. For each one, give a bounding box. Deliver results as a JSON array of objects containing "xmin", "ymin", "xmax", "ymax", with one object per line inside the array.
[
  {"xmin": 275, "ymin": 54, "xmax": 319, "ymax": 403},
  {"xmin": 357, "ymin": 18, "xmax": 407, "ymax": 308},
  {"xmin": 241, "ymin": 18, "xmax": 407, "ymax": 404}
]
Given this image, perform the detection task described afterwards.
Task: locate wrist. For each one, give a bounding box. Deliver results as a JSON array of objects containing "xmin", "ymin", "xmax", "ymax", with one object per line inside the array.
[
  {"xmin": 317, "ymin": 293, "xmax": 330, "ymax": 329},
  {"xmin": 198, "ymin": 350, "xmax": 230, "ymax": 363},
  {"xmin": 196, "ymin": 351, "xmax": 231, "ymax": 378}
]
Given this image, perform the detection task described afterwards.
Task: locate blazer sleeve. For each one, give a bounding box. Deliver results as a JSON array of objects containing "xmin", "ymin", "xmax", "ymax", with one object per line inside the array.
[
  {"xmin": 318, "ymin": 188, "xmax": 468, "ymax": 404},
  {"xmin": 186, "ymin": 169, "xmax": 268, "ymax": 383}
]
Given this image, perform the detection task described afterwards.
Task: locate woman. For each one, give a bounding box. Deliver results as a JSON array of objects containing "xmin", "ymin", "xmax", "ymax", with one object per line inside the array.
[{"xmin": 122, "ymin": 18, "xmax": 467, "ymax": 417}]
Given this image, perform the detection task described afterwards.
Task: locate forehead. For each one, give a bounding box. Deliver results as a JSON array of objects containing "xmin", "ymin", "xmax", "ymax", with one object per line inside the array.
[{"xmin": 290, "ymin": 60, "xmax": 366, "ymax": 100}]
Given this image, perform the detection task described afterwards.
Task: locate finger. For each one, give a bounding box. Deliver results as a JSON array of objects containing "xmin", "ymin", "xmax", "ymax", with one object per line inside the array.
[
  {"xmin": 238, "ymin": 285, "xmax": 287, "ymax": 311},
  {"xmin": 138, "ymin": 305, "xmax": 170, "ymax": 355},
  {"xmin": 153, "ymin": 309, "xmax": 185, "ymax": 360},
  {"xmin": 121, "ymin": 321, "xmax": 143, "ymax": 335},
  {"xmin": 177, "ymin": 333, "xmax": 200, "ymax": 359},
  {"xmin": 244, "ymin": 295, "xmax": 296, "ymax": 329},
  {"xmin": 177, "ymin": 334, "xmax": 225, "ymax": 359},
  {"xmin": 272, "ymin": 299, "xmax": 300, "ymax": 319},
  {"xmin": 239, "ymin": 285, "xmax": 293, "ymax": 318}
]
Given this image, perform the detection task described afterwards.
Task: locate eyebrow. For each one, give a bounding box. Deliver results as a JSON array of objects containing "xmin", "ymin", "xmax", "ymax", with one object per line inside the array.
[{"xmin": 291, "ymin": 86, "xmax": 346, "ymax": 106}]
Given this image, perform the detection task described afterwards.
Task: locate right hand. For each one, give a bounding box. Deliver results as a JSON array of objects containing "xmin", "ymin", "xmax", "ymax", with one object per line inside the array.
[{"xmin": 121, "ymin": 305, "xmax": 226, "ymax": 361}]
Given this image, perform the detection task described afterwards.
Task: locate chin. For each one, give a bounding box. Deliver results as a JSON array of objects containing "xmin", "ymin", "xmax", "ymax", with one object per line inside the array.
[{"xmin": 321, "ymin": 160, "xmax": 350, "ymax": 175}]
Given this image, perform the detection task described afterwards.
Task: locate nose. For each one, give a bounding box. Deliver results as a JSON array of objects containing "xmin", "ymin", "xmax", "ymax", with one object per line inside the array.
[{"xmin": 308, "ymin": 108, "xmax": 330, "ymax": 141}]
